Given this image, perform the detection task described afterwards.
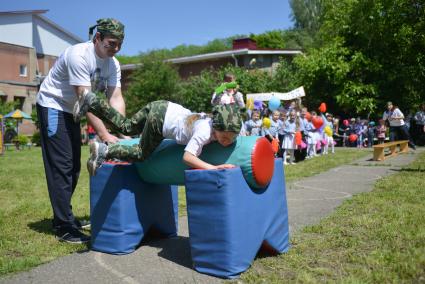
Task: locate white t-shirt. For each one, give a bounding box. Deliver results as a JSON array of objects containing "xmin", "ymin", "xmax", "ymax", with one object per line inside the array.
[
  {"xmin": 37, "ymin": 41, "xmax": 121, "ymax": 113},
  {"xmin": 383, "ymin": 108, "xmax": 405, "ymax": 127},
  {"xmin": 162, "ymin": 102, "xmax": 215, "ymax": 156}
]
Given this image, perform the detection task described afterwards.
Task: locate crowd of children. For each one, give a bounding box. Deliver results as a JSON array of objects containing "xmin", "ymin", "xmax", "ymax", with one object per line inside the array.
[{"xmin": 210, "ymin": 73, "xmax": 399, "ymax": 166}]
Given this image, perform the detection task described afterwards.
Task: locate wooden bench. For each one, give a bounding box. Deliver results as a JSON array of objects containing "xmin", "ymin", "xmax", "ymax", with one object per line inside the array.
[{"xmin": 373, "ymin": 140, "xmax": 409, "ymax": 161}]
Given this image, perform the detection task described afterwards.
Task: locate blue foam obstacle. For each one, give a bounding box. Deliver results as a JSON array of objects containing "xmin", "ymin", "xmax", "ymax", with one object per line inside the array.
[
  {"xmin": 184, "ymin": 159, "xmax": 290, "ymax": 278},
  {"xmin": 90, "ymin": 163, "xmax": 178, "ymax": 254}
]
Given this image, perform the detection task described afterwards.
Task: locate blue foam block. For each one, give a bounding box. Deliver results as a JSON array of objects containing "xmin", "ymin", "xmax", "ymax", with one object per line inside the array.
[
  {"xmin": 184, "ymin": 159, "xmax": 290, "ymax": 278},
  {"xmin": 90, "ymin": 163, "xmax": 178, "ymax": 254}
]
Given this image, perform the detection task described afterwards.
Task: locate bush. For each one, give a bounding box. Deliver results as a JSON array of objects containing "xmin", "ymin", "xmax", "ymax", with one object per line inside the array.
[
  {"xmin": 31, "ymin": 131, "xmax": 41, "ymax": 146},
  {"xmin": 12, "ymin": 134, "xmax": 29, "ymax": 145}
]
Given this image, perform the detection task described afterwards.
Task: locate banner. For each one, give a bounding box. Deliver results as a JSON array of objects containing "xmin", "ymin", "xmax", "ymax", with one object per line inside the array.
[{"xmin": 246, "ymin": 86, "xmax": 306, "ymax": 101}]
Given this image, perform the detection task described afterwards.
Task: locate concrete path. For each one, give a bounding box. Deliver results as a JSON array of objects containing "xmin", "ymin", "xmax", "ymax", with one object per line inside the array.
[{"xmin": 1, "ymin": 148, "xmax": 422, "ymax": 284}]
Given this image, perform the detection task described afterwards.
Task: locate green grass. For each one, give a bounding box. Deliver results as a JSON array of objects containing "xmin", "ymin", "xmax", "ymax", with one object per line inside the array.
[
  {"xmin": 0, "ymin": 147, "xmax": 369, "ymax": 277},
  {"xmin": 241, "ymin": 151, "xmax": 425, "ymax": 283}
]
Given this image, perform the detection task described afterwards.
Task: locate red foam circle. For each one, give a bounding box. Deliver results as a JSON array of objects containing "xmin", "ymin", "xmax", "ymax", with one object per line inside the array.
[{"xmin": 251, "ymin": 137, "xmax": 275, "ymax": 187}]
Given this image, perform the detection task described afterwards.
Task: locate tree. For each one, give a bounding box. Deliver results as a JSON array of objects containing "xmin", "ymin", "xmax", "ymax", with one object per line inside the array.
[
  {"xmin": 290, "ymin": 0, "xmax": 324, "ymax": 33},
  {"xmin": 125, "ymin": 55, "xmax": 180, "ymax": 116}
]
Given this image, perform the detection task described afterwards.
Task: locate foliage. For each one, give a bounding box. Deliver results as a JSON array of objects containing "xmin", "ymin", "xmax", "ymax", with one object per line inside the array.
[
  {"xmin": 12, "ymin": 134, "xmax": 29, "ymax": 145},
  {"xmin": 317, "ymin": 0, "xmax": 425, "ymax": 111},
  {"xmin": 31, "ymin": 131, "xmax": 41, "ymax": 146},
  {"xmin": 125, "ymin": 55, "xmax": 180, "ymax": 116},
  {"xmin": 0, "ymin": 101, "xmax": 17, "ymax": 116},
  {"xmin": 290, "ymin": 0, "xmax": 324, "ymax": 33}
]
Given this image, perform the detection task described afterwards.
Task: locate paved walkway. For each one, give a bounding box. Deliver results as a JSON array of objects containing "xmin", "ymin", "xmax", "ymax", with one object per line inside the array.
[{"xmin": 1, "ymin": 149, "xmax": 422, "ymax": 284}]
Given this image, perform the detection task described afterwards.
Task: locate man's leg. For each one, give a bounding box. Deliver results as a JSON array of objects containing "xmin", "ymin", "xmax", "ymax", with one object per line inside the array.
[{"xmin": 37, "ymin": 104, "xmax": 81, "ymax": 230}]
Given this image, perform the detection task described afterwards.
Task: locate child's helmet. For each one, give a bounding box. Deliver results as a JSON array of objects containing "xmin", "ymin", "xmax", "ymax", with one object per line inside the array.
[{"xmin": 212, "ymin": 104, "xmax": 243, "ymax": 132}]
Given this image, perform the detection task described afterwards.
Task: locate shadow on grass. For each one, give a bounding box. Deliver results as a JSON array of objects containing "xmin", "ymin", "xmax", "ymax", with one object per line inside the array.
[{"xmin": 27, "ymin": 217, "xmax": 91, "ymax": 252}]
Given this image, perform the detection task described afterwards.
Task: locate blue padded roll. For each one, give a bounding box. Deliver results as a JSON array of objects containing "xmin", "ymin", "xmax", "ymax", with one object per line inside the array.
[
  {"xmin": 184, "ymin": 159, "xmax": 290, "ymax": 278},
  {"xmin": 90, "ymin": 163, "xmax": 178, "ymax": 254}
]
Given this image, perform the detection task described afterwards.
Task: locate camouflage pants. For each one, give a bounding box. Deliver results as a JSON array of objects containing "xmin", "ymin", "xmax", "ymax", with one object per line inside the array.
[{"xmin": 88, "ymin": 97, "xmax": 168, "ymax": 161}]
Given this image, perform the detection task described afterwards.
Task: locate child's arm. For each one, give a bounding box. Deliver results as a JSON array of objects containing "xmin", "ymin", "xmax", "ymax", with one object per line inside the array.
[{"xmin": 183, "ymin": 151, "xmax": 235, "ymax": 170}]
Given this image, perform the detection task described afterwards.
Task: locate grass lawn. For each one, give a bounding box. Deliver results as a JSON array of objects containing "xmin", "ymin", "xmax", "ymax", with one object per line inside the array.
[
  {"xmin": 0, "ymin": 146, "xmax": 369, "ymax": 277},
  {"xmin": 241, "ymin": 151, "xmax": 425, "ymax": 283}
]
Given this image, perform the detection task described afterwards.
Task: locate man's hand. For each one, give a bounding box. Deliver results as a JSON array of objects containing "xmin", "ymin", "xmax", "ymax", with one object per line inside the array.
[
  {"xmin": 213, "ymin": 164, "xmax": 236, "ymax": 169},
  {"xmin": 99, "ymin": 132, "xmax": 120, "ymax": 143}
]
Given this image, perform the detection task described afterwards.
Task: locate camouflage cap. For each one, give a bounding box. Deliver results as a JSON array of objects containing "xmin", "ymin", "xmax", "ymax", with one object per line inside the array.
[
  {"xmin": 212, "ymin": 104, "xmax": 243, "ymax": 133},
  {"xmin": 96, "ymin": 18, "xmax": 125, "ymax": 40}
]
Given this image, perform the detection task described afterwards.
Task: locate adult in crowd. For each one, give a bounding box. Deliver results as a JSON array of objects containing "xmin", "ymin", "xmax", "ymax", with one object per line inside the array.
[
  {"xmin": 36, "ymin": 18, "xmax": 126, "ymax": 243},
  {"xmin": 382, "ymin": 101, "xmax": 416, "ymax": 149},
  {"xmin": 412, "ymin": 104, "xmax": 425, "ymax": 145}
]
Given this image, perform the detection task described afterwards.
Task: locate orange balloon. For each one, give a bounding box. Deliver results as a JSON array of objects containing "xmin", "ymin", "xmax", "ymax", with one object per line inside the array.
[
  {"xmin": 295, "ymin": 131, "xmax": 302, "ymax": 146},
  {"xmin": 349, "ymin": 134, "xmax": 358, "ymax": 143},
  {"xmin": 318, "ymin": 102, "xmax": 327, "ymax": 113},
  {"xmin": 271, "ymin": 138, "xmax": 279, "ymax": 154},
  {"xmin": 312, "ymin": 116, "xmax": 324, "ymax": 129}
]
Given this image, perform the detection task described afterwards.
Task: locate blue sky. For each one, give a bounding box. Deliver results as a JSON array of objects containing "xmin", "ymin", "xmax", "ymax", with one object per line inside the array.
[{"xmin": 1, "ymin": 0, "xmax": 294, "ymax": 56}]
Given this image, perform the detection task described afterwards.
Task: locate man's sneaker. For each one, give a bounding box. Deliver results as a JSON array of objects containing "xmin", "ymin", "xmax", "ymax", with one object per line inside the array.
[
  {"xmin": 73, "ymin": 89, "xmax": 95, "ymax": 122},
  {"xmin": 56, "ymin": 227, "xmax": 90, "ymax": 244},
  {"xmin": 74, "ymin": 219, "xmax": 91, "ymax": 230},
  {"xmin": 87, "ymin": 141, "xmax": 108, "ymax": 176}
]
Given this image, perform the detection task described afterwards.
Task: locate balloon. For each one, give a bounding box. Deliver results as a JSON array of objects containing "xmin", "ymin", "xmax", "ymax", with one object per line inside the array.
[
  {"xmin": 254, "ymin": 99, "xmax": 263, "ymax": 110},
  {"xmin": 324, "ymin": 125, "xmax": 333, "ymax": 137},
  {"xmin": 300, "ymin": 141, "xmax": 307, "ymax": 149},
  {"xmin": 349, "ymin": 134, "xmax": 358, "ymax": 143},
  {"xmin": 321, "ymin": 138, "xmax": 327, "ymax": 145},
  {"xmin": 262, "ymin": 117, "xmax": 271, "ymax": 129},
  {"xmin": 343, "ymin": 119, "xmax": 349, "ymax": 126},
  {"xmin": 318, "ymin": 102, "xmax": 327, "ymax": 113},
  {"xmin": 268, "ymin": 97, "xmax": 281, "ymax": 111},
  {"xmin": 304, "ymin": 112, "xmax": 312, "ymax": 121},
  {"xmin": 312, "ymin": 116, "xmax": 324, "ymax": 129},
  {"xmin": 295, "ymin": 131, "xmax": 302, "ymax": 146},
  {"xmin": 246, "ymin": 98, "xmax": 254, "ymax": 110},
  {"xmin": 271, "ymin": 138, "xmax": 279, "ymax": 154}
]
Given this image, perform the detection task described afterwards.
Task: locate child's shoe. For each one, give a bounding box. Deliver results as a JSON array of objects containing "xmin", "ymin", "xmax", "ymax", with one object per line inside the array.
[{"xmin": 87, "ymin": 141, "xmax": 108, "ymax": 176}]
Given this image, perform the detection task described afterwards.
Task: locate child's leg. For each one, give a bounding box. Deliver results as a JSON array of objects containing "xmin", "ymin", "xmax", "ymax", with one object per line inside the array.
[
  {"xmin": 107, "ymin": 101, "xmax": 168, "ymax": 162},
  {"xmin": 323, "ymin": 142, "xmax": 328, "ymax": 154},
  {"xmin": 282, "ymin": 149, "xmax": 287, "ymax": 164},
  {"xmin": 87, "ymin": 95, "xmax": 167, "ymax": 136},
  {"xmin": 289, "ymin": 149, "xmax": 295, "ymax": 164},
  {"xmin": 330, "ymin": 137, "xmax": 335, "ymax": 153}
]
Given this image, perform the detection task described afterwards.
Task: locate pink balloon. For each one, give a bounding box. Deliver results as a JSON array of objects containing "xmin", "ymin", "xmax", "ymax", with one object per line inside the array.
[
  {"xmin": 300, "ymin": 141, "xmax": 307, "ymax": 149},
  {"xmin": 321, "ymin": 139, "xmax": 327, "ymax": 145}
]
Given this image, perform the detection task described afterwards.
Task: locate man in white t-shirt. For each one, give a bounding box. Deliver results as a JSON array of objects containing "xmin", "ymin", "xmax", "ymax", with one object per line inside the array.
[
  {"xmin": 382, "ymin": 101, "xmax": 416, "ymax": 149},
  {"xmin": 36, "ymin": 18, "xmax": 126, "ymax": 244}
]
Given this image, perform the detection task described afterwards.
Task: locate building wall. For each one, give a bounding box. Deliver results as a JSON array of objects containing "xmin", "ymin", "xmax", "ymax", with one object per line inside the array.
[
  {"xmin": 176, "ymin": 57, "xmax": 235, "ymax": 79},
  {"xmin": 0, "ymin": 14, "xmax": 33, "ymax": 48},
  {"xmin": 33, "ymin": 15, "xmax": 80, "ymax": 57},
  {"xmin": 37, "ymin": 53, "xmax": 57, "ymax": 76},
  {"xmin": 0, "ymin": 42, "xmax": 38, "ymax": 135},
  {"xmin": 0, "ymin": 42, "xmax": 37, "ymax": 83}
]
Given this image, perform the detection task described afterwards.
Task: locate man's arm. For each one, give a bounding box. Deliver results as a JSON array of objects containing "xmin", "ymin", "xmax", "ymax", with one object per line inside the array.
[{"xmin": 75, "ymin": 86, "xmax": 125, "ymax": 143}]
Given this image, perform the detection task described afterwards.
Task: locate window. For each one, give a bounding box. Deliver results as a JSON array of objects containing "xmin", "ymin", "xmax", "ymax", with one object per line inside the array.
[{"xmin": 19, "ymin": 65, "xmax": 27, "ymax": 77}]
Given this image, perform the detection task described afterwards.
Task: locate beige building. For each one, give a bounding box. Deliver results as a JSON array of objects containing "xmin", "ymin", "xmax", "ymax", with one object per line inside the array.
[{"xmin": 0, "ymin": 10, "xmax": 82, "ymax": 135}]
